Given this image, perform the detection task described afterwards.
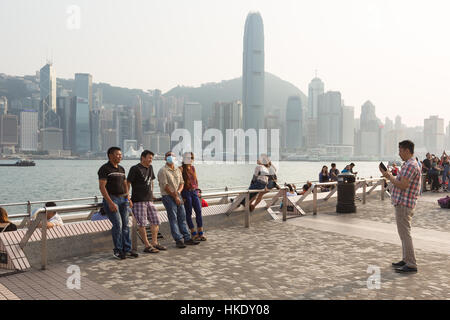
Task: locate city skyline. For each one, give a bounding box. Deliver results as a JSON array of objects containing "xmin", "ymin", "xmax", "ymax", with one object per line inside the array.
[{"xmin": 1, "ymin": 0, "xmax": 450, "ymax": 127}]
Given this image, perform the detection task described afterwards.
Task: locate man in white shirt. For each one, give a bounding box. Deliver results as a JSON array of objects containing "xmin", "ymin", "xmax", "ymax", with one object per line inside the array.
[{"xmin": 32, "ymin": 202, "xmax": 64, "ymax": 228}]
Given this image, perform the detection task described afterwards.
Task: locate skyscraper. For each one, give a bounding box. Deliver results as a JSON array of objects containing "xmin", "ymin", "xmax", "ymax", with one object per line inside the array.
[
  {"xmin": 212, "ymin": 101, "xmax": 243, "ymax": 135},
  {"xmin": 317, "ymin": 91, "xmax": 342, "ymax": 145},
  {"xmin": 285, "ymin": 96, "xmax": 303, "ymax": 149},
  {"xmin": 0, "ymin": 114, "xmax": 19, "ymax": 150},
  {"xmin": 307, "ymin": 77, "xmax": 325, "ymax": 119},
  {"xmin": 357, "ymin": 101, "xmax": 383, "ymax": 156},
  {"xmin": 57, "ymin": 96, "xmax": 74, "ymax": 151},
  {"xmin": 424, "ymin": 115, "xmax": 445, "ymax": 154},
  {"xmin": 242, "ymin": 12, "xmax": 265, "ymax": 132},
  {"xmin": 74, "ymin": 73, "xmax": 93, "ymax": 153},
  {"xmin": 74, "ymin": 73, "xmax": 93, "ymax": 110},
  {"xmin": 74, "ymin": 97, "xmax": 91, "ymax": 153},
  {"xmin": 0, "ymin": 96, "xmax": 7, "ymax": 115},
  {"xmin": 115, "ymin": 106, "xmax": 135, "ymax": 150},
  {"xmin": 39, "ymin": 63, "xmax": 57, "ymax": 128},
  {"xmin": 133, "ymin": 96, "xmax": 144, "ymax": 147},
  {"xmin": 20, "ymin": 111, "xmax": 38, "ymax": 151},
  {"xmin": 341, "ymin": 105, "xmax": 354, "ymax": 146},
  {"xmin": 183, "ymin": 102, "xmax": 202, "ymax": 150}
]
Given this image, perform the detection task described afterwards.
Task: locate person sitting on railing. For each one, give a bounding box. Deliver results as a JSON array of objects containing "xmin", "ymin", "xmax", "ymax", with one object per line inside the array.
[
  {"xmin": 31, "ymin": 202, "xmax": 64, "ymax": 229},
  {"xmin": 298, "ymin": 181, "xmax": 312, "ymax": 195},
  {"xmin": 248, "ymin": 154, "xmax": 272, "ymax": 212},
  {"xmin": 319, "ymin": 166, "xmax": 330, "ymax": 192},
  {"xmin": 0, "ymin": 207, "xmax": 17, "ymax": 232},
  {"xmin": 267, "ymin": 161, "xmax": 280, "ymax": 190},
  {"xmin": 279, "ymin": 184, "xmax": 297, "ymax": 212},
  {"xmin": 329, "ymin": 163, "xmax": 340, "ymax": 182},
  {"xmin": 349, "ymin": 163, "xmax": 358, "ymax": 176},
  {"xmin": 196, "ymin": 189, "xmax": 209, "ymax": 207}
]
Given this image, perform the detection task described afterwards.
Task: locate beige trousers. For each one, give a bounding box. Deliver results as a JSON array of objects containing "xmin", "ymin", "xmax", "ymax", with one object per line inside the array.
[{"xmin": 394, "ymin": 205, "xmax": 417, "ymax": 268}]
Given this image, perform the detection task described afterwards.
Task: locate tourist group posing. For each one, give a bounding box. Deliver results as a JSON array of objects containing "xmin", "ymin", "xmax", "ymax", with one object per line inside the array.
[{"xmin": 98, "ymin": 147, "xmax": 206, "ymax": 260}]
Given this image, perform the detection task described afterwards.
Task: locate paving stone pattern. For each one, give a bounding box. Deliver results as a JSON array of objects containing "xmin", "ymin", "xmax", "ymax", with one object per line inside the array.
[{"xmin": 0, "ymin": 194, "xmax": 449, "ymax": 300}]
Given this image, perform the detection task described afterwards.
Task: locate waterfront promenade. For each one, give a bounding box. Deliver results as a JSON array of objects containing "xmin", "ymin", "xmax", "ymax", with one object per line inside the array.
[{"xmin": 1, "ymin": 192, "xmax": 449, "ymax": 300}]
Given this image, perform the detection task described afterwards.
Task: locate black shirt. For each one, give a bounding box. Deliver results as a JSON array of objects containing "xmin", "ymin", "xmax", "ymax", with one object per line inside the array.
[
  {"xmin": 98, "ymin": 161, "xmax": 127, "ymax": 196},
  {"xmin": 0, "ymin": 223, "xmax": 17, "ymax": 232},
  {"xmin": 423, "ymin": 158, "xmax": 431, "ymax": 171},
  {"xmin": 127, "ymin": 163, "xmax": 156, "ymax": 202}
]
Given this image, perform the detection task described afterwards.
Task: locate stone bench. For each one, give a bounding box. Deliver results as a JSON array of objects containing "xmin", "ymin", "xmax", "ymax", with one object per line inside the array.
[{"xmin": 0, "ymin": 220, "xmax": 112, "ymax": 271}]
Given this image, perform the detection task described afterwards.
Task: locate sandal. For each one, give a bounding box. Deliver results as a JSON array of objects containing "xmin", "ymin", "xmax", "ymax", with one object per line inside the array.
[
  {"xmin": 153, "ymin": 243, "xmax": 167, "ymax": 251},
  {"xmin": 198, "ymin": 235, "xmax": 207, "ymax": 241},
  {"xmin": 143, "ymin": 246, "xmax": 159, "ymax": 253}
]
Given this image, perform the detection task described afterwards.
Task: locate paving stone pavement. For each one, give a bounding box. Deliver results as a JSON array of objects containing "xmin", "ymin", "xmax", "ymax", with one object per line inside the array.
[
  {"xmin": 1, "ymin": 194, "xmax": 449, "ymax": 300},
  {"xmin": 321, "ymin": 192, "xmax": 450, "ymax": 233}
]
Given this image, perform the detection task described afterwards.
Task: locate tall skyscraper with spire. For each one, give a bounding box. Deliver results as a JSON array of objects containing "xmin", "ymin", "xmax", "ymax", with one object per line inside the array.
[
  {"xmin": 307, "ymin": 77, "xmax": 324, "ymax": 119},
  {"xmin": 39, "ymin": 62, "xmax": 57, "ymax": 128},
  {"xmin": 242, "ymin": 12, "xmax": 265, "ymax": 131}
]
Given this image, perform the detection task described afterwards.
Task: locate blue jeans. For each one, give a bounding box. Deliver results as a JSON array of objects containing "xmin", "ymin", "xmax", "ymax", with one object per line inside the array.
[
  {"xmin": 103, "ymin": 196, "xmax": 131, "ymax": 253},
  {"xmin": 162, "ymin": 195, "xmax": 191, "ymax": 242},
  {"xmin": 181, "ymin": 190, "xmax": 203, "ymax": 229},
  {"xmin": 443, "ymin": 165, "xmax": 449, "ymax": 189}
]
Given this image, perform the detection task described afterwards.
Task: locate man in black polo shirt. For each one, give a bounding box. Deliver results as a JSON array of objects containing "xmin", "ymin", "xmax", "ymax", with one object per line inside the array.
[
  {"xmin": 127, "ymin": 150, "xmax": 167, "ymax": 253},
  {"xmin": 98, "ymin": 146, "xmax": 138, "ymax": 260}
]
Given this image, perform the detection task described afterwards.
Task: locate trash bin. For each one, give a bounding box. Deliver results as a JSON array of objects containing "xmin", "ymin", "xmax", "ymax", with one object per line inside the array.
[{"xmin": 336, "ymin": 173, "xmax": 356, "ymax": 213}]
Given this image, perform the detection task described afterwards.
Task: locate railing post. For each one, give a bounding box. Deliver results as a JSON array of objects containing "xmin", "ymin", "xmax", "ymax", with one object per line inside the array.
[
  {"xmin": 245, "ymin": 191, "xmax": 250, "ymax": 228},
  {"xmin": 39, "ymin": 211, "xmax": 48, "ymax": 270},
  {"xmin": 362, "ymin": 181, "xmax": 367, "ymax": 204},
  {"xmin": 313, "ymin": 185, "xmax": 318, "ymax": 215},
  {"xmin": 282, "ymin": 187, "xmax": 287, "ymax": 221}
]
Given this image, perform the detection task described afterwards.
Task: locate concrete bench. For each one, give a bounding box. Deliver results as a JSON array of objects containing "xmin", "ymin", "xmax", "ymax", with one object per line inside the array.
[{"xmin": 0, "ymin": 219, "xmax": 112, "ymax": 271}]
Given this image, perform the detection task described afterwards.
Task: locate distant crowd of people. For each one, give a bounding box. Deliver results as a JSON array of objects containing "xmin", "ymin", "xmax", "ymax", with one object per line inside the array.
[{"xmin": 419, "ymin": 152, "xmax": 449, "ymax": 192}]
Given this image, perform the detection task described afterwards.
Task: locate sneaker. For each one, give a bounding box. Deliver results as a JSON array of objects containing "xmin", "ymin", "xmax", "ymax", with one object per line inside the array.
[
  {"xmin": 176, "ymin": 240, "xmax": 186, "ymax": 248},
  {"xmin": 395, "ymin": 265, "xmax": 418, "ymax": 273},
  {"xmin": 126, "ymin": 251, "xmax": 139, "ymax": 259},
  {"xmin": 113, "ymin": 251, "xmax": 126, "ymax": 260},
  {"xmin": 185, "ymin": 239, "xmax": 200, "ymax": 245},
  {"xmin": 392, "ymin": 260, "xmax": 406, "ymax": 267}
]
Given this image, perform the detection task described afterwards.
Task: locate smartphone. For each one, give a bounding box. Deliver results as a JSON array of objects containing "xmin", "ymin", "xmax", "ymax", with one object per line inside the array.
[{"xmin": 379, "ymin": 162, "xmax": 387, "ymax": 172}]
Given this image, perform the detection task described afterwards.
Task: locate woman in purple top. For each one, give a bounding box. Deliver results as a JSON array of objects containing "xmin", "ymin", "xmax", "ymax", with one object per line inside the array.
[{"xmin": 180, "ymin": 152, "xmax": 206, "ymax": 241}]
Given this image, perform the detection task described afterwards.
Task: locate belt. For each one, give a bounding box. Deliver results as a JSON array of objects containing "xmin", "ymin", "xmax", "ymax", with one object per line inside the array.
[{"xmin": 110, "ymin": 193, "xmax": 128, "ymax": 198}]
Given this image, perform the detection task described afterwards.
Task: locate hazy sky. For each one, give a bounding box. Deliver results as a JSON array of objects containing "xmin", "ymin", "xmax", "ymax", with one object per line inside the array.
[{"xmin": 1, "ymin": 0, "xmax": 449, "ymax": 127}]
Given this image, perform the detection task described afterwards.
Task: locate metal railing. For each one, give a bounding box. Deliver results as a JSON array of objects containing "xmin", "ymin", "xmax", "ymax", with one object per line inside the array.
[
  {"xmin": 19, "ymin": 203, "xmax": 102, "ymax": 270},
  {"xmin": 5, "ymin": 176, "xmax": 391, "ymax": 271}
]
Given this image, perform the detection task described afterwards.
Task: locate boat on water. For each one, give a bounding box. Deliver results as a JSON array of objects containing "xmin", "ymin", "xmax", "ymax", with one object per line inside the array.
[{"xmin": 0, "ymin": 159, "xmax": 36, "ymax": 167}]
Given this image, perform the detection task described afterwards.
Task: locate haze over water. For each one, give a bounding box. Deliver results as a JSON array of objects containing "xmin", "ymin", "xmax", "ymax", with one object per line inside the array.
[{"xmin": 0, "ymin": 160, "xmax": 385, "ymax": 214}]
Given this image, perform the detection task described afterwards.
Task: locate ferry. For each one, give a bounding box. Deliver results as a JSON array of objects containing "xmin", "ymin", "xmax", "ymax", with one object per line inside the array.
[{"xmin": 0, "ymin": 159, "xmax": 36, "ymax": 167}]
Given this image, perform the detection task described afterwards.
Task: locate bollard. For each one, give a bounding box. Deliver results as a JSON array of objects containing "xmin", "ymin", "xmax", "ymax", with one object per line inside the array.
[
  {"xmin": 381, "ymin": 179, "xmax": 385, "ymax": 200},
  {"xmin": 282, "ymin": 187, "xmax": 287, "ymax": 221}
]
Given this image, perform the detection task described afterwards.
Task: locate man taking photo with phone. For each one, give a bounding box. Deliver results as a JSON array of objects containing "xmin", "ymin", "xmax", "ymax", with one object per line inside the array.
[{"xmin": 379, "ymin": 140, "xmax": 421, "ymax": 273}]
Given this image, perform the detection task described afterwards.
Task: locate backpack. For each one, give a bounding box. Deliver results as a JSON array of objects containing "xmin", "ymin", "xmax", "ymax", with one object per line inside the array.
[{"xmin": 437, "ymin": 196, "xmax": 450, "ymax": 209}]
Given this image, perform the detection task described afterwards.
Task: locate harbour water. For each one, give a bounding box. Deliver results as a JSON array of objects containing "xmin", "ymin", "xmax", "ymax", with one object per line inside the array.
[{"xmin": 0, "ymin": 159, "xmax": 385, "ymax": 205}]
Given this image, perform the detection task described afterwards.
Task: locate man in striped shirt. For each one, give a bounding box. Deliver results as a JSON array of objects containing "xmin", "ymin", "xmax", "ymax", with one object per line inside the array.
[{"xmin": 380, "ymin": 140, "xmax": 421, "ymax": 273}]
